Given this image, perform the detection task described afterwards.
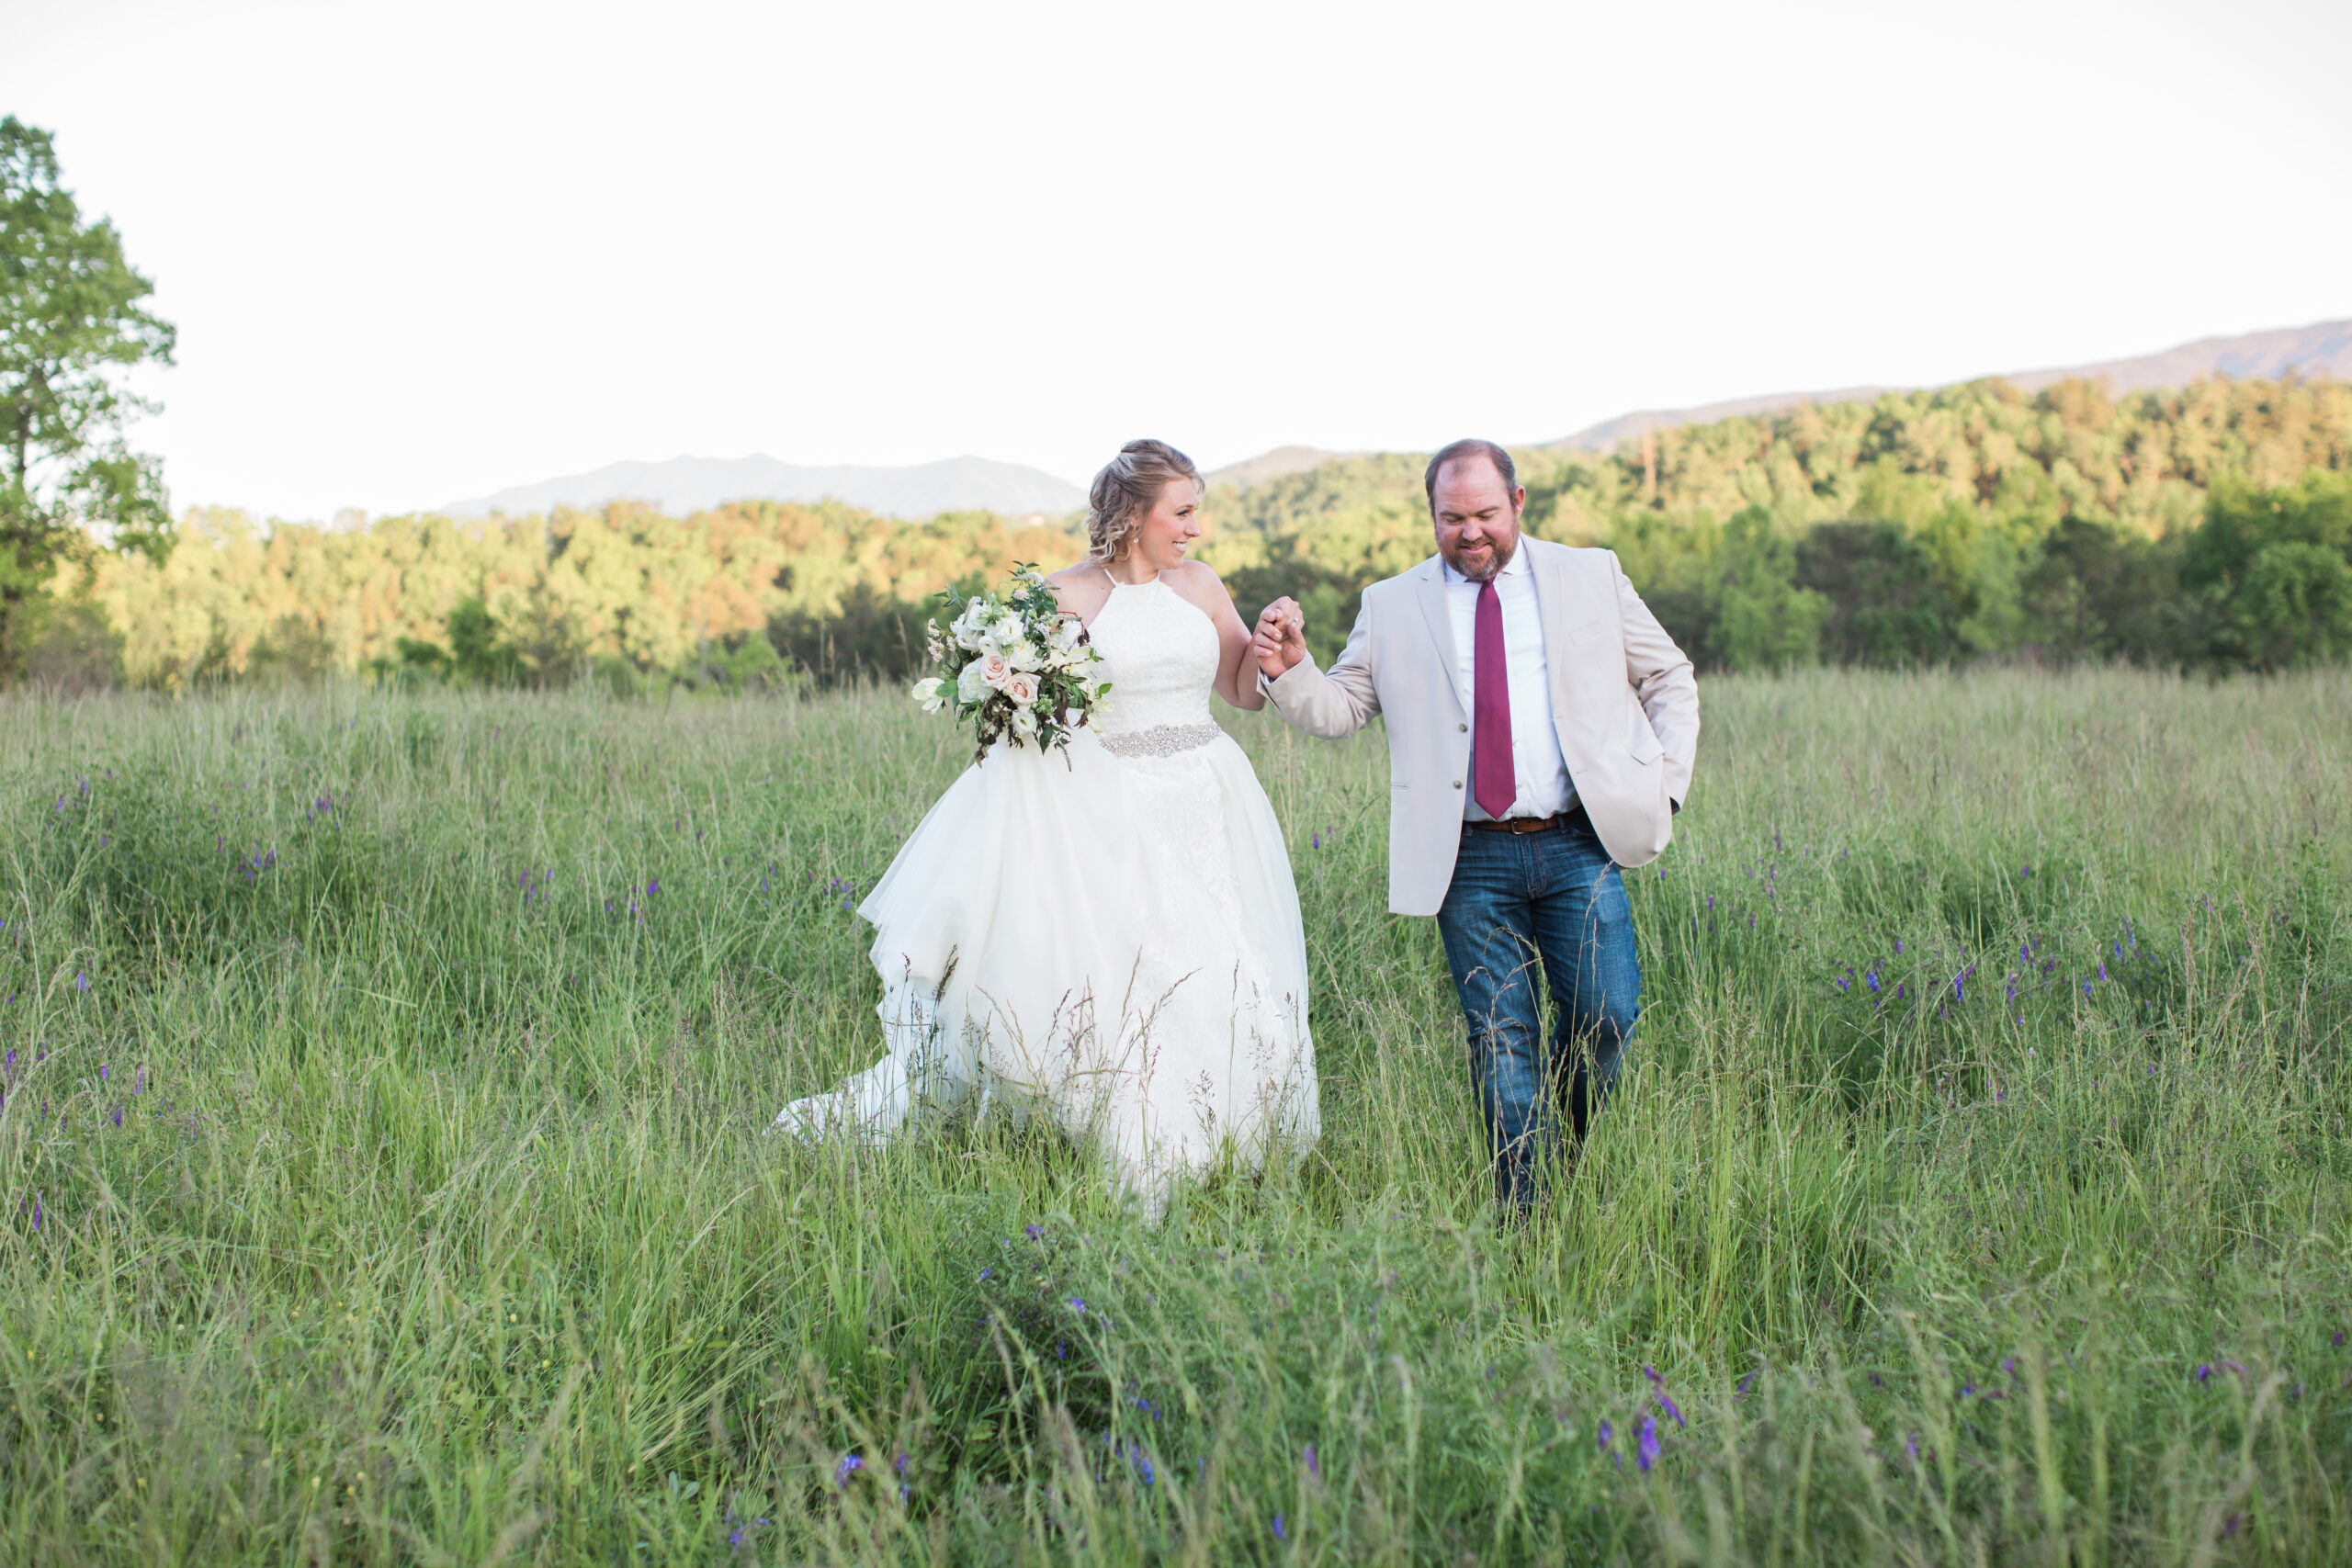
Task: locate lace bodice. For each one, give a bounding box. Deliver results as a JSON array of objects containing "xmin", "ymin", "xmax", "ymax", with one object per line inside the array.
[{"xmin": 1087, "ymin": 578, "xmax": 1219, "ymax": 735}]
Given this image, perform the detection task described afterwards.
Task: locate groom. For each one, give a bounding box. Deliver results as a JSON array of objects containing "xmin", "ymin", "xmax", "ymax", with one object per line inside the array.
[{"xmin": 1251, "ymin": 438, "xmax": 1699, "ymax": 1218}]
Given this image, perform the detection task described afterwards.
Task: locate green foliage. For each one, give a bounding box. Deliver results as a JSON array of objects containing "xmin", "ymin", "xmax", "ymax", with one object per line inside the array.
[
  {"xmin": 1610, "ymin": 506, "xmax": 1829, "ymax": 673},
  {"xmin": 0, "ymin": 118, "xmax": 175, "ymax": 673},
  {"xmin": 1795, "ymin": 521, "xmax": 1954, "ymax": 668},
  {"xmin": 25, "ymin": 372, "xmax": 2352, "ymax": 694},
  {"xmin": 1194, "ymin": 382, "xmax": 2351, "ymax": 675},
  {"xmin": 0, "ymin": 673, "xmax": 2346, "ymax": 1562},
  {"xmin": 2185, "ymin": 472, "xmax": 2352, "ymax": 670}
]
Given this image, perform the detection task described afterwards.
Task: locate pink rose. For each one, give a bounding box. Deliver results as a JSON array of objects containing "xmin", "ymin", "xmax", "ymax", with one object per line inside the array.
[
  {"xmin": 978, "ymin": 652, "xmax": 1012, "ymax": 688},
  {"xmin": 1003, "ymin": 671, "xmax": 1040, "ymax": 705}
]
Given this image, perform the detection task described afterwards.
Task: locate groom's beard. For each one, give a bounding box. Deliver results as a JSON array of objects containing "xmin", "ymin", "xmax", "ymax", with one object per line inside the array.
[{"xmin": 1441, "ymin": 533, "xmax": 1518, "ymax": 581}]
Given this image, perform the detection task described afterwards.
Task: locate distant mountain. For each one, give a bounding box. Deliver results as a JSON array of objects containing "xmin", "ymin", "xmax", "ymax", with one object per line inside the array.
[
  {"xmin": 445, "ymin": 454, "xmax": 1084, "ymax": 521},
  {"xmin": 1204, "ymin": 446, "xmax": 1367, "ymax": 490},
  {"xmin": 1546, "ymin": 317, "xmax": 2352, "ymax": 452}
]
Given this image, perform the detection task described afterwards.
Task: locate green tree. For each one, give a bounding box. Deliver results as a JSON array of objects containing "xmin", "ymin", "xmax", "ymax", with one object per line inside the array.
[
  {"xmin": 2022, "ymin": 517, "xmax": 2182, "ymax": 663},
  {"xmin": 1702, "ymin": 507, "xmax": 1827, "ymax": 671},
  {"xmin": 1795, "ymin": 521, "xmax": 1954, "ymax": 668},
  {"xmin": 2183, "ymin": 473, "xmax": 2352, "ymax": 669},
  {"xmin": 0, "ymin": 117, "xmax": 175, "ymax": 675}
]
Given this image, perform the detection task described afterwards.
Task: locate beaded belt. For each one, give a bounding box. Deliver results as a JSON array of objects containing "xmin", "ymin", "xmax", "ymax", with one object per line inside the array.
[{"xmin": 1098, "ymin": 720, "xmax": 1223, "ymax": 759}]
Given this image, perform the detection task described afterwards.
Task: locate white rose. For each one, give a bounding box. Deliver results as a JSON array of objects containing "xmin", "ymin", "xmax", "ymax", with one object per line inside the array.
[
  {"xmin": 1005, "ymin": 638, "xmax": 1041, "ymax": 671},
  {"xmin": 978, "ymin": 652, "xmax": 1012, "ymax": 688},
  {"xmin": 1003, "ymin": 671, "xmax": 1039, "ymax": 705},
  {"xmin": 910, "ymin": 676, "xmax": 944, "ymax": 712},
  {"xmin": 957, "ymin": 660, "xmax": 989, "ymax": 703}
]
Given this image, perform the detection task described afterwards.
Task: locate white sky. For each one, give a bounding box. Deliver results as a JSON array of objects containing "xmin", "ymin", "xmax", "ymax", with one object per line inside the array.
[{"xmin": 6, "ymin": 0, "xmax": 2349, "ymax": 522}]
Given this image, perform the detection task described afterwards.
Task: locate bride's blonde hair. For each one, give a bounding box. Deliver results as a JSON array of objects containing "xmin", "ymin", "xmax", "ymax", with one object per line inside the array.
[{"xmin": 1086, "ymin": 439, "xmax": 1202, "ymax": 565}]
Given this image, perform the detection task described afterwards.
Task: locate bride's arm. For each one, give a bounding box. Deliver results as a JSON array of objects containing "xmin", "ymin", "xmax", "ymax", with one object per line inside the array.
[{"xmin": 1174, "ymin": 564, "xmax": 1269, "ymax": 711}]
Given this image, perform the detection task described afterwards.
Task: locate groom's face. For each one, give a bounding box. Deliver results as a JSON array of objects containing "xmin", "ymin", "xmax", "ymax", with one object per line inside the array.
[{"xmin": 1431, "ymin": 457, "xmax": 1525, "ymax": 581}]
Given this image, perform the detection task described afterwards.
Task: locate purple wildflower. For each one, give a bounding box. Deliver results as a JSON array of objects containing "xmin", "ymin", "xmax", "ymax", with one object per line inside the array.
[
  {"xmin": 895, "ymin": 1451, "xmax": 910, "ymax": 1477},
  {"xmin": 1069, "ymin": 1297, "xmax": 1086, "ymax": 1314},
  {"xmin": 2196, "ymin": 1364, "xmax": 2212, "ymax": 1383},
  {"xmin": 1272, "ymin": 1513, "xmax": 1286, "ymax": 1540},
  {"xmin": 1642, "ymin": 1367, "xmax": 1685, "ymax": 1427},
  {"xmin": 1025, "ymin": 1223, "xmax": 1044, "ymax": 1241},
  {"xmin": 99, "ymin": 1063, "xmax": 107, "ymax": 1080},
  {"xmin": 1637, "ymin": 1416, "xmax": 1659, "ymax": 1472},
  {"xmin": 835, "ymin": 1454, "xmax": 863, "ymax": 1488},
  {"xmin": 1596, "ymin": 1420, "xmax": 1611, "ymax": 1450},
  {"xmin": 77, "ymin": 973, "xmax": 90, "ymax": 994},
  {"xmin": 1304, "ymin": 1443, "xmax": 1318, "ymax": 1479}
]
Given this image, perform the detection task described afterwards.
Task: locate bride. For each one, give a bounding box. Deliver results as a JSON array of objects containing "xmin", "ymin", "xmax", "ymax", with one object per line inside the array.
[{"xmin": 774, "ymin": 438, "xmax": 1320, "ymax": 1213}]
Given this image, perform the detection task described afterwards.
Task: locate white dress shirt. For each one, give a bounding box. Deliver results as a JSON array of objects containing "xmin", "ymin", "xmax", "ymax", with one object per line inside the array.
[{"xmin": 1442, "ymin": 544, "xmax": 1577, "ymax": 821}]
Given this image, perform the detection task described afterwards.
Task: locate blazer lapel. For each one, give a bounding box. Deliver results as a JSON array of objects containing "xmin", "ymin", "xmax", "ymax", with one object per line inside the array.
[
  {"xmin": 1412, "ymin": 558, "xmax": 1468, "ymax": 722},
  {"xmin": 1528, "ymin": 544, "xmax": 1579, "ymax": 744}
]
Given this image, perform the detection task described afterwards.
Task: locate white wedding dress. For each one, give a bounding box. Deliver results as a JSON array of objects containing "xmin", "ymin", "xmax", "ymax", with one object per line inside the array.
[{"xmin": 774, "ymin": 575, "xmax": 1320, "ymax": 1213}]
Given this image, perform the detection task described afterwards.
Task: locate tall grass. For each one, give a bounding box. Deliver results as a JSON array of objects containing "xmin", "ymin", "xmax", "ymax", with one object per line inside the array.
[{"xmin": 0, "ymin": 668, "xmax": 2346, "ymax": 1564}]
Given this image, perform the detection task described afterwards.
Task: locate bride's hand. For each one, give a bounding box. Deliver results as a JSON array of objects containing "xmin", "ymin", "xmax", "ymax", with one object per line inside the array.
[{"xmin": 1253, "ymin": 599, "xmax": 1307, "ymax": 677}]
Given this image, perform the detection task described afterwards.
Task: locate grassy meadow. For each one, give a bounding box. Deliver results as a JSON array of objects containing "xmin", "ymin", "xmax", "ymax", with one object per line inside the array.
[{"xmin": 0, "ymin": 668, "xmax": 2347, "ymax": 1564}]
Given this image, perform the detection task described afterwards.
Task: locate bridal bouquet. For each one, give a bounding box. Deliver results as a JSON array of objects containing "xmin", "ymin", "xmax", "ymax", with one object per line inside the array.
[{"xmin": 911, "ymin": 565, "xmax": 1109, "ymax": 761}]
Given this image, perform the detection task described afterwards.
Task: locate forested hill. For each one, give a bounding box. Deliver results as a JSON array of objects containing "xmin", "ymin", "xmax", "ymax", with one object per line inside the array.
[
  {"xmin": 1194, "ymin": 373, "xmax": 2351, "ymax": 671},
  {"xmin": 30, "ymin": 372, "xmax": 2352, "ymax": 692}
]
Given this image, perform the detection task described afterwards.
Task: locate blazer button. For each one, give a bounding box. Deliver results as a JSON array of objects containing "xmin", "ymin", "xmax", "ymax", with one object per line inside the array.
[
  {"xmin": 1453, "ymin": 780, "xmax": 1463, "ymax": 789},
  {"xmin": 1458, "ymin": 723, "xmax": 1467, "ymax": 732}
]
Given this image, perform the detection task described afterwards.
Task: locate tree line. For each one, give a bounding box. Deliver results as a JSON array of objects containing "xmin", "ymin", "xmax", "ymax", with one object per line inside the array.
[
  {"xmin": 1203, "ymin": 375, "xmax": 2352, "ymax": 674},
  {"xmin": 28, "ymin": 371, "xmax": 2348, "ymax": 694}
]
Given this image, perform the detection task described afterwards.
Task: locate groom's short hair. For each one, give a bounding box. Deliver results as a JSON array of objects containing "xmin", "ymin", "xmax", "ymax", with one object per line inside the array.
[{"xmin": 1424, "ymin": 439, "xmax": 1519, "ymax": 511}]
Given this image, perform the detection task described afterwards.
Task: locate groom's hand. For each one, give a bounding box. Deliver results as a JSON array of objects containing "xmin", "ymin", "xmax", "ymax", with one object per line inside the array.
[{"xmin": 1252, "ymin": 598, "xmax": 1307, "ymax": 677}]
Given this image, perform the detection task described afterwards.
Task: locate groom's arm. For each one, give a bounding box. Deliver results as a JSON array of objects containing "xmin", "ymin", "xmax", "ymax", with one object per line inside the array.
[
  {"xmin": 1612, "ymin": 551, "xmax": 1700, "ymax": 808},
  {"xmin": 1258, "ymin": 600, "xmax": 1380, "ymax": 739}
]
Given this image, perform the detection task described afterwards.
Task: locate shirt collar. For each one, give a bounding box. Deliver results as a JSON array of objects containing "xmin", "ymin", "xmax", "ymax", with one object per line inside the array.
[{"xmin": 1442, "ymin": 540, "xmax": 1529, "ymax": 588}]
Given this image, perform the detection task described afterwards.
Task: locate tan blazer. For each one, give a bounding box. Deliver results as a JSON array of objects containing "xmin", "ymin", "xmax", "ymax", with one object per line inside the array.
[{"xmin": 1263, "ymin": 539, "xmax": 1700, "ymax": 915}]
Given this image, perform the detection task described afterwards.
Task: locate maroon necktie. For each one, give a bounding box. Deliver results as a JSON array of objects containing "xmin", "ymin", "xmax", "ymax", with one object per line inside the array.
[{"xmin": 1473, "ymin": 577, "xmax": 1516, "ymax": 818}]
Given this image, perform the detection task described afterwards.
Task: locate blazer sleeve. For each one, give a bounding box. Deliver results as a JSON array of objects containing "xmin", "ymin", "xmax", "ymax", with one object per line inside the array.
[
  {"xmin": 1612, "ymin": 550, "xmax": 1700, "ymax": 808},
  {"xmin": 1260, "ymin": 596, "xmax": 1382, "ymax": 738}
]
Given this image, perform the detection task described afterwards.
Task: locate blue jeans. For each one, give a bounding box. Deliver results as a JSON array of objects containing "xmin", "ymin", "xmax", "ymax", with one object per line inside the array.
[{"xmin": 1434, "ymin": 813, "xmax": 1640, "ymax": 1211}]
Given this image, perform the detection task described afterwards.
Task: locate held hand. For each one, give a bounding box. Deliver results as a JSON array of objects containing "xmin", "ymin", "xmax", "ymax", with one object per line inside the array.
[{"xmin": 1252, "ymin": 597, "xmax": 1307, "ymax": 678}]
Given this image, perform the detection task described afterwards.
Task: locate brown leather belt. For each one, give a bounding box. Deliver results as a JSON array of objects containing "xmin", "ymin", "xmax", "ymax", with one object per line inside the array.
[{"xmin": 1468, "ymin": 809, "xmax": 1577, "ymax": 834}]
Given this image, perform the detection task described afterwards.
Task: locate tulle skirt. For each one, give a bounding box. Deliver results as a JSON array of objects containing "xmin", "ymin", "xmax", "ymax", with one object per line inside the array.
[{"xmin": 777, "ymin": 728, "xmax": 1319, "ymax": 1213}]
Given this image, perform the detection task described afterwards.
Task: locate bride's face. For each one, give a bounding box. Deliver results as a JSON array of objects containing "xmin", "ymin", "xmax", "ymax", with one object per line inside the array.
[{"xmin": 1125, "ymin": 478, "xmax": 1203, "ymax": 572}]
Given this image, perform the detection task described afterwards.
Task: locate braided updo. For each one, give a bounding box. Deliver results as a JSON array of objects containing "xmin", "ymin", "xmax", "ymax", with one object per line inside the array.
[{"xmin": 1085, "ymin": 438, "xmax": 1202, "ymax": 565}]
